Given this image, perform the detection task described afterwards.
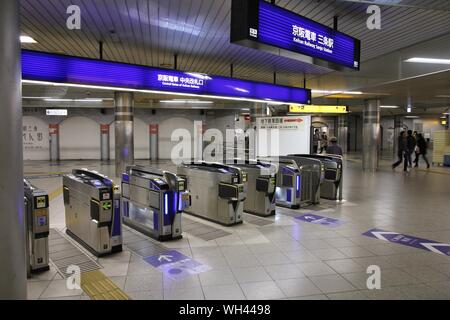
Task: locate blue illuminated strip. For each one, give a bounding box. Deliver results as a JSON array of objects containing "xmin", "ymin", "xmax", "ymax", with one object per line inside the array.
[
  {"xmin": 257, "ymin": 0, "xmax": 360, "ymax": 70},
  {"xmin": 296, "ymin": 175, "xmax": 300, "ymax": 192},
  {"xmin": 164, "ymin": 193, "xmax": 169, "ymax": 216},
  {"xmin": 178, "ymin": 192, "xmax": 183, "ymax": 212},
  {"xmin": 22, "ymin": 50, "xmax": 311, "ymax": 104}
]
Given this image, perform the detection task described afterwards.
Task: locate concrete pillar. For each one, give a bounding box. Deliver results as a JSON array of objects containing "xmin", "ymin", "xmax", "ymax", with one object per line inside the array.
[
  {"xmin": 337, "ymin": 115, "xmax": 348, "ymax": 155},
  {"xmin": 362, "ymin": 100, "xmax": 381, "ymax": 172},
  {"xmin": 100, "ymin": 124, "xmax": 110, "ymax": 161},
  {"xmin": 149, "ymin": 124, "xmax": 159, "ymax": 160},
  {"xmin": 114, "ymin": 92, "xmax": 134, "ymax": 177},
  {"xmin": 0, "ymin": 0, "xmax": 27, "ymax": 299},
  {"xmin": 49, "ymin": 124, "xmax": 60, "ymax": 161}
]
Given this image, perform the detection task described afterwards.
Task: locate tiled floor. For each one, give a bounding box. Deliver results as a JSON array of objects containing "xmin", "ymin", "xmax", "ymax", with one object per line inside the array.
[{"xmin": 24, "ymin": 159, "xmax": 450, "ymax": 300}]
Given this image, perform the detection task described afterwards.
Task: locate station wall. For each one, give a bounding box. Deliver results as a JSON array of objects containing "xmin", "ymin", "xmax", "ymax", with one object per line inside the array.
[
  {"xmin": 23, "ymin": 116, "xmax": 50, "ymax": 160},
  {"xmin": 22, "ymin": 108, "xmax": 241, "ymax": 160},
  {"xmin": 60, "ymin": 116, "xmax": 101, "ymax": 160}
]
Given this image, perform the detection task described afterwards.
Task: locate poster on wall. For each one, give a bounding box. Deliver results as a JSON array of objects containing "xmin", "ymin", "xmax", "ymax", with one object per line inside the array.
[
  {"xmin": 256, "ymin": 116, "xmax": 311, "ymax": 156},
  {"xmin": 23, "ymin": 116, "xmax": 50, "ymax": 160}
]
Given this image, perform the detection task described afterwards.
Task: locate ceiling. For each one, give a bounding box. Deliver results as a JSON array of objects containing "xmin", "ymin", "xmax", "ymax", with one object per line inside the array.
[
  {"xmin": 20, "ymin": 0, "xmax": 450, "ymax": 82},
  {"xmin": 19, "ymin": 0, "xmax": 450, "ymax": 114}
]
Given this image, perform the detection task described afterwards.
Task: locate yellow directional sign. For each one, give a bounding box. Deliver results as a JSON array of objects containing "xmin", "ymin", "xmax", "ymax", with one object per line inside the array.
[{"xmin": 289, "ymin": 105, "xmax": 348, "ymax": 114}]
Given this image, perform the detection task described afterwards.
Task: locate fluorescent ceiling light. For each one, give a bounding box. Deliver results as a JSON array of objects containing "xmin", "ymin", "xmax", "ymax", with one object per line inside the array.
[
  {"xmin": 160, "ymin": 100, "xmax": 214, "ymax": 104},
  {"xmin": 405, "ymin": 57, "xmax": 450, "ymax": 65},
  {"xmin": 20, "ymin": 35, "xmax": 37, "ymax": 44},
  {"xmin": 312, "ymin": 90, "xmax": 363, "ymax": 95},
  {"xmin": 185, "ymin": 73, "xmax": 212, "ymax": 81},
  {"xmin": 436, "ymin": 95, "xmax": 450, "ymax": 98},
  {"xmin": 380, "ymin": 105, "xmax": 399, "ymax": 109},
  {"xmin": 405, "ymin": 116, "xmax": 419, "ymax": 119},
  {"xmin": 23, "ymin": 96, "xmax": 53, "ymax": 99},
  {"xmin": 22, "ymin": 80, "xmax": 306, "ymax": 105},
  {"xmin": 44, "ymin": 98, "xmax": 105, "ymax": 102}
]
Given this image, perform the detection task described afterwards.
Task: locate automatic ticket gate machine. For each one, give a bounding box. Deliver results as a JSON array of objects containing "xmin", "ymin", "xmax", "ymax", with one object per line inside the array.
[
  {"xmin": 289, "ymin": 154, "xmax": 343, "ymax": 200},
  {"xmin": 226, "ymin": 159, "xmax": 278, "ymax": 217},
  {"xmin": 63, "ymin": 169, "xmax": 122, "ymax": 257},
  {"xmin": 177, "ymin": 161, "xmax": 247, "ymax": 226},
  {"xmin": 121, "ymin": 166, "xmax": 189, "ymax": 241},
  {"xmin": 24, "ymin": 180, "xmax": 50, "ymax": 276},
  {"xmin": 280, "ymin": 156, "xmax": 324, "ymax": 206},
  {"xmin": 261, "ymin": 158, "xmax": 302, "ymax": 209}
]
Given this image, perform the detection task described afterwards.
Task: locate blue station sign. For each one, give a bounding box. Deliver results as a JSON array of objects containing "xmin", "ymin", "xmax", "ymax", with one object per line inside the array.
[
  {"xmin": 21, "ymin": 50, "xmax": 311, "ymax": 105},
  {"xmin": 231, "ymin": 0, "xmax": 361, "ymax": 71}
]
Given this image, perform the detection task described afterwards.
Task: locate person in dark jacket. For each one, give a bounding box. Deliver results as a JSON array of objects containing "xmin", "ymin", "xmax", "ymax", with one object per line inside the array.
[
  {"xmin": 312, "ymin": 129, "xmax": 321, "ymax": 154},
  {"xmin": 414, "ymin": 133, "xmax": 430, "ymax": 168},
  {"xmin": 326, "ymin": 137, "xmax": 343, "ymax": 156},
  {"xmin": 406, "ymin": 130, "xmax": 416, "ymax": 168},
  {"xmin": 320, "ymin": 132, "xmax": 329, "ymax": 153},
  {"xmin": 392, "ymin": 131, "xmax": 408, "ymax": 171}
]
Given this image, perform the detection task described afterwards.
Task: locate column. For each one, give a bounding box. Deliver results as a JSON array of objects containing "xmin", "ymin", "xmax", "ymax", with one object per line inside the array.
[
  {"xmin": 337, "ymin": 115, "xmax": 348, "ymax": 155},
  {"xmin": 115, "ymin": 92, "xmax": 134, "ymax": 177},
  {"xmin": 362, "ymin": 99, "xmax": 381, "ymax": 172},
  {"xmin": 0, "ymin": 0, "xmax": 27, "ymax": 299},
  {"xmin": 49, "ymin": 124, "xmax": 60, "ymax": 161},
  {"xmin": 100, "ymin": 124, "xmax": 110, "ymax": 161},
  {"xmin": 149, "ymin": 124, "xmax": 159, "ymax": 160}
]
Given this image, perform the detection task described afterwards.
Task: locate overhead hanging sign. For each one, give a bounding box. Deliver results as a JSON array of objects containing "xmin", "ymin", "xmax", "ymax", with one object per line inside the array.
[
  {"xmin": 231, "ymin": 0, "xmax": 361, "ymax": 70},
  {"xmin": 22, "ymin": 50, "xmax": 311, "ymax": 105},
  {"xmin": 289, "ymin": 105, "xmax": 348, "ymax": 114},
  {"xmin": 46, "ymin": 109, "xmax": 68, "ymax": 116}
]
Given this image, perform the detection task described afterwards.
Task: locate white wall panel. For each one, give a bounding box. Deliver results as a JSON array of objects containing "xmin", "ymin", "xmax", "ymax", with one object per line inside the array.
[
  {"xmin": 60, "ymin": 116, "xmax": 100, "ymax": 160},
  {"xmin": 23, "ymin": 116, "xmax": 50, "ymax": 160}
]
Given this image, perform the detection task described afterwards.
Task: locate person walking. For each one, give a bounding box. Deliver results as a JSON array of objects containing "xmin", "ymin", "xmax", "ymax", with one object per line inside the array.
[
  {"xmin": 406, "ymin": 130, "xmax": 416, "ymax": 168},
  {"xmin": 312, "ymin": 129, "xmax": 321, "ymax": 154},
  {"xmin": 392, "ymin": 131, "xmax": 408, "ymax": 171},
  {"xmin": 414, "ymin": 133, "xmax": 430, "ymax": 168},
  {"xmin": 321, "ymin": 132, "xmax": 329, "ymax": 153},
  {"xmin": 326, "ymin": 137, "xmax": 343, "ymax": 156}
]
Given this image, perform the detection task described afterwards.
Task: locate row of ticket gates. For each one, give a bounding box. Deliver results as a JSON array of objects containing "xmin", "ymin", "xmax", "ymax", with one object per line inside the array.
[{"xmin": 24, "ymin": 154, "xmax": 343, "ymax": 274}]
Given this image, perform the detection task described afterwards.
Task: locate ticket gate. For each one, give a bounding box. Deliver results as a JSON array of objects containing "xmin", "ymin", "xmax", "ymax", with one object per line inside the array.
[
  {"xmin": 63, "ymin": 169, "xmax": 122, "ymax": 256},
  {"xmin": 226, "ymin": 159, "xmax": 278, "ymax": 217},
  {"xmin": 261, "ymin": 158, "xmax": 302, "ymax": 209},
  {"xmin": 24, "ymin": 180, "xmax": 50, "ymax": 276},
  {"xmin": 177, "ymin": 161, "xmax": 247, "ymax": 226},
  {"xmin": 289, "ymin": 154, "xmax": 343, "ymax": 200},
  {"xmin": 121, "ymin": 166, "xmax": 189, "ymax": 241},
  {"xmin": 283, "ymin": 156, "xmax": 324, "ymax": 205}
]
